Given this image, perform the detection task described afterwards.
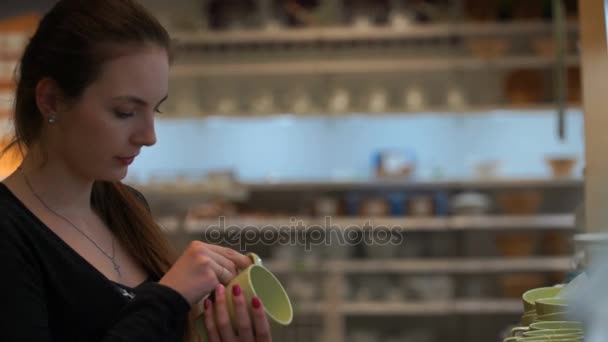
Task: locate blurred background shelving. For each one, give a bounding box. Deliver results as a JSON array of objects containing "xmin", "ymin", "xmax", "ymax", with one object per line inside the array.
[{"xmin": 0, "ymin": 1, "xmax": 586, "ymax": 342}]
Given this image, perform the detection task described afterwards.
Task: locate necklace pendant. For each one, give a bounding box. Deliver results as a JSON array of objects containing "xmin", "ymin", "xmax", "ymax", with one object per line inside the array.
[{"xmin": 113, "ymin": 262, "xmax": 121, "ymax": 277}]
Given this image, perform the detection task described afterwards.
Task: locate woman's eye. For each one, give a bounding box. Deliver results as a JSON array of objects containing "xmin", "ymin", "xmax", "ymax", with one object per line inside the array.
[{"xmin": 114, "ymin": 110, "xmax": 135, "ymax": 118}]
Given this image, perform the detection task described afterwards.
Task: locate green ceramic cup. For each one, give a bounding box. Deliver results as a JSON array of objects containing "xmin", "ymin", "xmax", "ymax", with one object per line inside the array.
[
  {"xmin": 536, "ymin": 312, "xmax": 572, "ymax": 322},
  {"xmin": 197, "ymin": 253, "xmax": 293, "ymax": 341},
  {"xmin": 529, "ymin": 321, "xmax": 583, "ymax": 331},
  {"xmin": 522, "ymin": 287, "xmax": 562, "ymax": 312},
  {"xmin": 535, "ymin": 298, "xmax": 569, "ymax": 316},
  {"xmin": 523, "ymin": 329, "xmax": 583, "ymax": 337}
]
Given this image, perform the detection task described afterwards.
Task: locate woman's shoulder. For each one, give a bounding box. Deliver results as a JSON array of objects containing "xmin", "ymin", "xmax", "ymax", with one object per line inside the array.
[
  {"xmin": 0, "ymin": 183, "xmax": 39, "ymax": 249},
  {"xmin": 0, "ymin": 182, "xmax": 28, "ymax": 221}
]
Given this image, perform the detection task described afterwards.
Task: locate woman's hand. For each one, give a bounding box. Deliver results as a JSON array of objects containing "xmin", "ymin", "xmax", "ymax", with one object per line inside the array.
[
  {"xmin": 159, "ymin": 241, "xmax": 252, "ymax": 306},
  {"xmin": 203, "ymin": 284, "xmax": 272, "ymax": 342}
]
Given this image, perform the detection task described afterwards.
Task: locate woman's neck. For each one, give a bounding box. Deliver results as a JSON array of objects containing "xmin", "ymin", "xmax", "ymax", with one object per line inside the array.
[{"xmin": 11, "ymin": 146, "xmax": 95, "ymax": 217}]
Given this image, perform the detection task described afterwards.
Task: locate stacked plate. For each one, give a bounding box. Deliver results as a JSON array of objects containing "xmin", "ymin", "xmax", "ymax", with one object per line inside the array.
[{"xmin": 504, "ymin": 286, "xmax": 584, "ymax": 341}]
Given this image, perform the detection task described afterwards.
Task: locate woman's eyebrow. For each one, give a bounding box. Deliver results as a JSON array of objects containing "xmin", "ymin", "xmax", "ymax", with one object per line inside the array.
[{"xmin": 112, "ymin": 94, "xmax": 168, "ymax": 107}]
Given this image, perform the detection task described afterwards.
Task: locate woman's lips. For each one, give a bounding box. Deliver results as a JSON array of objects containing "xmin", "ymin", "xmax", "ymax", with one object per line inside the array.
[{"xmin": 116, "ymin": 156, "xmax": 135, "ymax": 165}]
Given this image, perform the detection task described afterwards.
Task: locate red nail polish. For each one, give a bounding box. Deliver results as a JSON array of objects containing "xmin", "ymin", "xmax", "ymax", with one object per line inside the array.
[
  {"xmin": 204, "ymin": 299, "xmax": 211, "ymax": 310},
  {"xmin": 252, "ymin": 296, "xmax": 261, "ymax": 309},
  {"xmin": 232, "ymin": 284, "xmax": 241, "ymax": 296}
]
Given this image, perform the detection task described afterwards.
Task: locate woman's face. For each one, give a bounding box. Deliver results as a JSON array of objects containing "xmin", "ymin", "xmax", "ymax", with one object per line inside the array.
[{"xmin": 49, "ymin": 47, "xmax": 169, "ymax": 181}]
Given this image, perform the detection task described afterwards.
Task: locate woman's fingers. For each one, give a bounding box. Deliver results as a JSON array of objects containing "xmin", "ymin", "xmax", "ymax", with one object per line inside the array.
[
  {"xmin": 213, "ymin": 284, "xmax": 237, "ymax": 341},
  {"xmin": 205, "ymin": 249, "xmax": 237, "ymax": 283},
  {"xmin": 250, "ymin": 297, "xmax": 272, "ymax": 342},
  {"xmin": 205, "ymin": 244, "xmax": 252, "ymax": 270},
  {"xmin": 203, "ymin": 299, "xmax": 222, "ymax": 342},
  {"xmin": 230, "ymin": 284, "xmax": 255, "ymax": 342}
]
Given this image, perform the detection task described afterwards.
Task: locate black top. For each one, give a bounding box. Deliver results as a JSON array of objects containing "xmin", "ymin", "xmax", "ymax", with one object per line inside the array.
[{"xmin": 0, "ymin": 183, "xmax": 191, "ymax": 342}]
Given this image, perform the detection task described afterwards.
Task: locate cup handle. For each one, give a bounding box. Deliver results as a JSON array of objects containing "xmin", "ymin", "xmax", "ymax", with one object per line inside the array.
[
  {"xmin": 247, "ymin": 252, "xmax": 263, "ymax": 266},
  {"xmin": 511, "ymin": 326, "xmax": 530, "ymax": 336}
]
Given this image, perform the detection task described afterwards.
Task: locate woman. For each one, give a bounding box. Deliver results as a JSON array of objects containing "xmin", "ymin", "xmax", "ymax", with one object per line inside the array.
[{"xmin": 0, "ymin": 1, "xmax": 271, "ymax": 341}]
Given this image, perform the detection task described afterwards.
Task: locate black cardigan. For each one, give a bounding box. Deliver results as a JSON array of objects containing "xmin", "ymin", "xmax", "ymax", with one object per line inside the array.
[{"xmin": 0, "ymin": 182, "xmax": 190, "ymax": 341}]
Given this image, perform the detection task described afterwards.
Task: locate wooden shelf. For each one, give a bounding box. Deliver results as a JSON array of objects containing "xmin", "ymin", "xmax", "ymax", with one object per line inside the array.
[
  {"xmin": 181, "ymin": 214, "xmax": 574, "ymax": 233},
  {"xmin": 173, "ymin": 21, "xmax": 579, "ymax": 46},
  {"xmin": 171, "ymin": 55, "xmax": 580, "ymax": 77},
  {"xmin": 263, "ymin": 257, "xmax": 571, "ymax": 274},
  {"xmin": 243, "ymin": 177, "xmax": 583, "ymax": 191},
  {"xmin": 340, "ymin": 299, "xmax": 522, "ymax": 316},
  {"xmin": 161, "ymin": 104, "xmax": 583, "ymax": 119},
  {"xmin": 449, "ymin": 214, "xmax": 575, "ymax": 230}
]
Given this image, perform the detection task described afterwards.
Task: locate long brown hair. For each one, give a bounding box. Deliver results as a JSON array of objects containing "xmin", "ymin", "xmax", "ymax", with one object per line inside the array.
[{"xmin": 0, "ymin": 1, "xmax": 198, "ymax": 340}]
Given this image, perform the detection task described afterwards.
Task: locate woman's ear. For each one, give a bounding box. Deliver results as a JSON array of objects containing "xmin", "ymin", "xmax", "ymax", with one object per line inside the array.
[{"xmin": 35, "ymin": 77, "xmax": 62, "ymax": 120}]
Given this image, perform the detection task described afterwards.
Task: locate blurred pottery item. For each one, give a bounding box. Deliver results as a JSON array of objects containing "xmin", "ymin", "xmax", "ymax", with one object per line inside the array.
[
  {"xmin": 465, "ymin": 0, "xmax": 498, "ymax": 21},
  {"xmin": 374, "ymin": 149, "xmax": 416, "ymax": 179},
  {"xmin": 499, "ymin": 274, "xmax": 546, "ymax": 298},
  {"xmin": 543, "ymin": 232, "xmax": 570, "ymax": 255},
  {"xmin": 496, "ymin": 233, "xmax": 537, "ymax": 256},
  {"xmin": 361, "ymin": 197, "xmax": 389, "ymax": 217},
  {"xmin": 314, "ymin": 196, "xmax": 339, "ymax": 217},
  {"xmin": 250, "ymin": 91, "xmax": 275, "ymax": 113},
  {"xmin": 390, "ymin": 11, "xmax": 414, "ymax": 29},
  {"xmin": 531, "ymin": 36, "xmax": 578, "ymax": 60},
  {"xmin": 504, "ymin": 69, "xmax": 544, "ymax": 105},
  {"xmin": 546, "ymin": 157, "xmax": 577, "ymax": 178},
  {"xmin": 497, "ymin": 191, "xmax": 543, "ymax": 214},
  {"xmin": 217, "ymin": 97, "xmax": 239, "ymax": 115},
  {"xmin": 467, "ymin": 37, "xmax": 509, "ymax": 60},
  {"xmin": 287, "ymin": 87, "xmax": 314, "ymax": 114},
  {"xmin": 533, "ymin": 37, "xmax": 556, "ymax": 58},
  {"xmin": 446, "ymin": 87, "xmax": 467, "ymax": 108},
  {"xmin": 328, "ymin": 87, "xmax": 350, "ymax": 113},
  {"xmin": 404, "ymin": 87, "xmax": 426, "ymax": 111},
  {"xmin": 475, "ymin": 160, "xmax": 501, "ymax": 179},
  {"xmin": 368, "ymin": 88, "xmax": 389, "ymax": 112},
  {"xmin": 451, "ymin": 192, "xmax": 491, "ymax": 215},
  {"xmin": 408, "ymin": 195, "xmax": 434, "ymax": 217}
]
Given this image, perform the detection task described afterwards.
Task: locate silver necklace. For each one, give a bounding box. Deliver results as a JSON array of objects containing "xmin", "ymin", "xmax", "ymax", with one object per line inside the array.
[{"xmin": 20, "ymin": 167, "xmax": 122, "ymax": 277}]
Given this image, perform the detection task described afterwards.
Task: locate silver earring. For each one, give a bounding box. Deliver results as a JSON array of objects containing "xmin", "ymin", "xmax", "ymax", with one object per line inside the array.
[{"xmin": 48, "ymin": 113, "xmax": 57, "ymax": 124}]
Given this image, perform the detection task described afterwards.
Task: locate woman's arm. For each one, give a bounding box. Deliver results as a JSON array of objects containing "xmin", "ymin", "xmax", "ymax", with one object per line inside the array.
[{"xmin": 0, "ymin": 219, "xmax": 191, "ymax": 342}]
